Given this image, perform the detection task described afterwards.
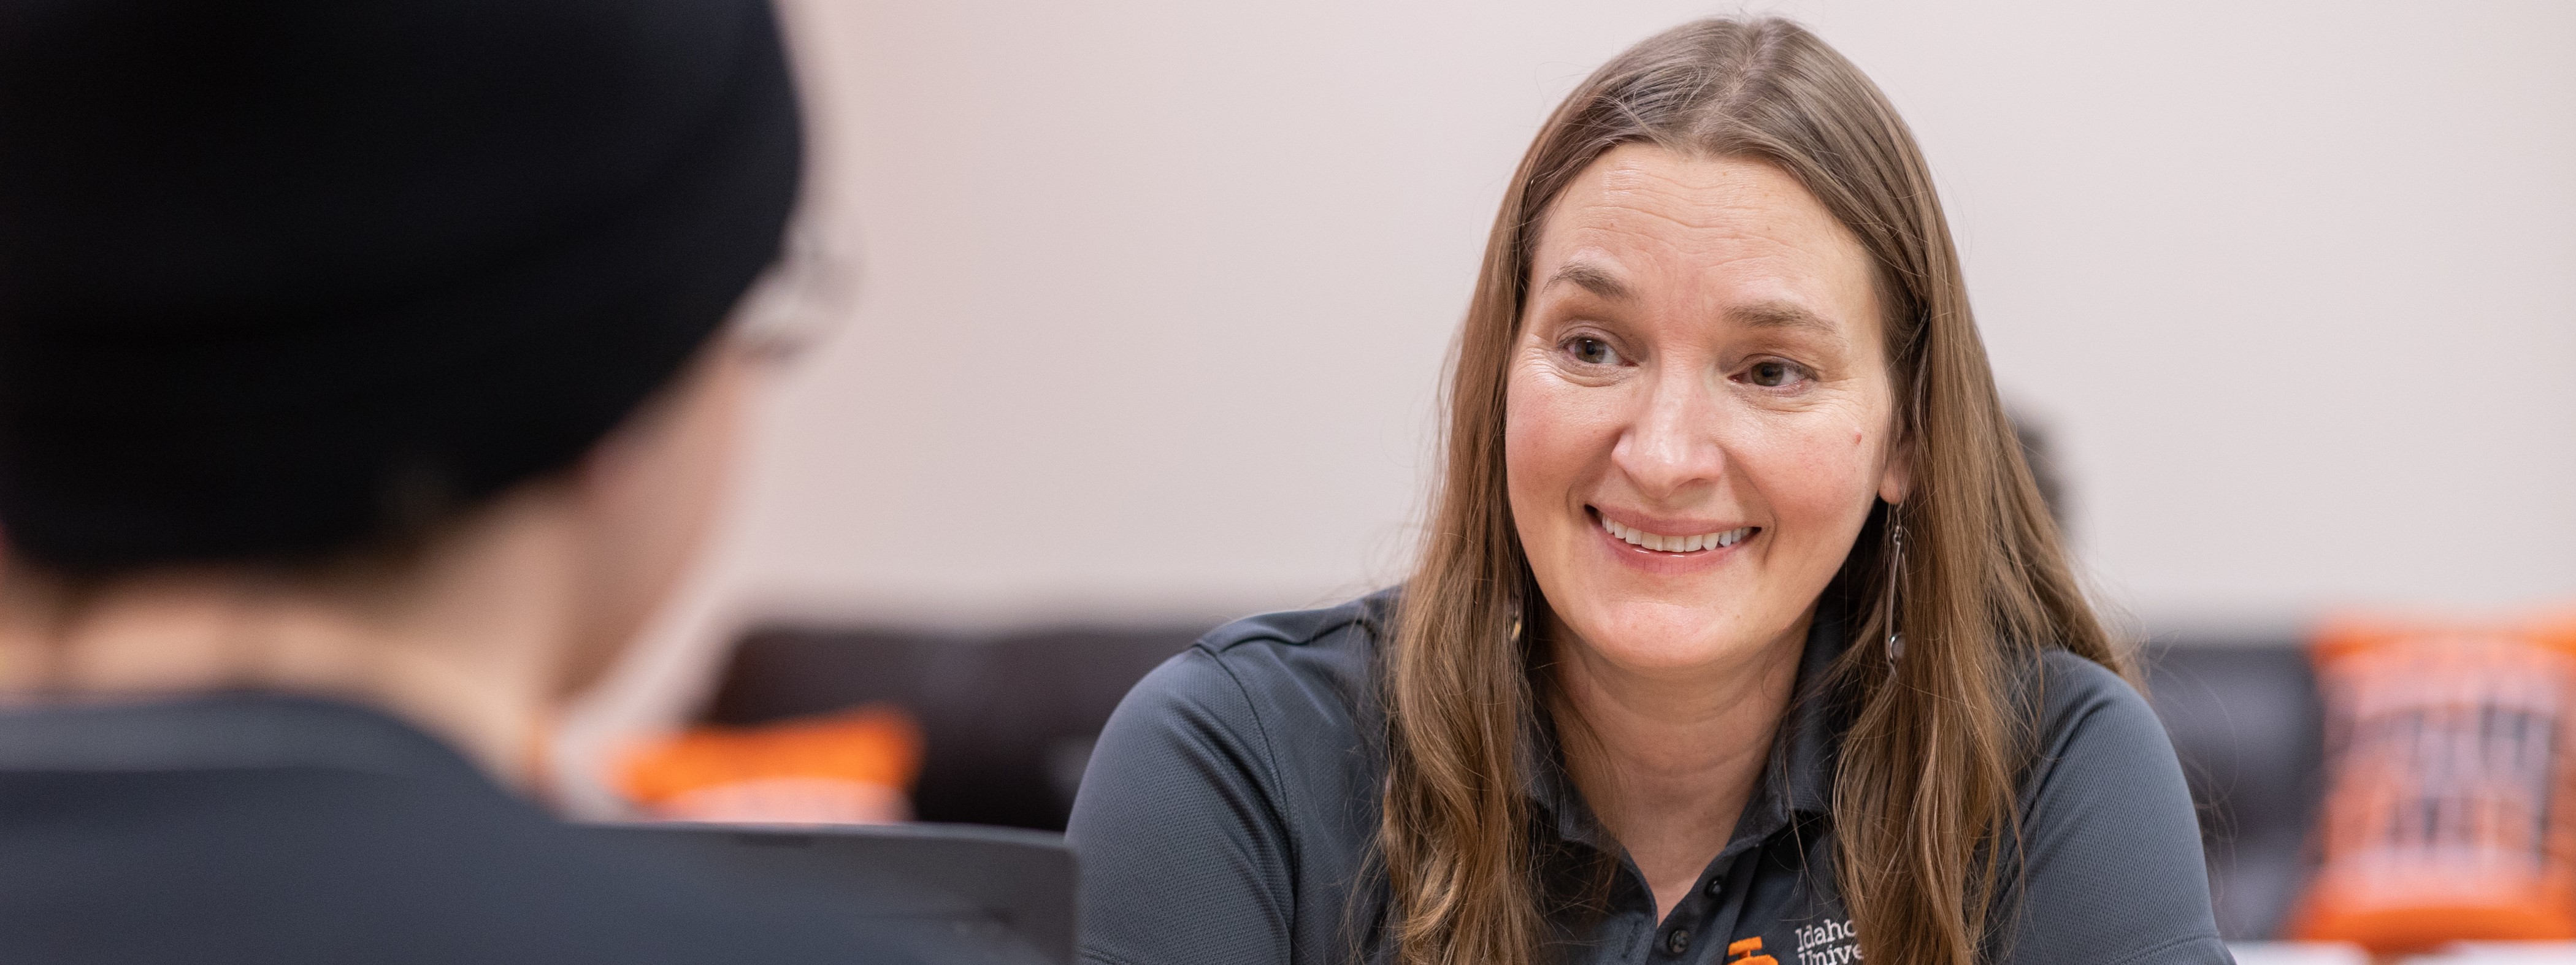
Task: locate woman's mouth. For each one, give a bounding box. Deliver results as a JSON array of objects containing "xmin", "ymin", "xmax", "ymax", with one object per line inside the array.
[{"xmin": 1595, "ymin": 511, "xmax": 1757, "ymax": 554}]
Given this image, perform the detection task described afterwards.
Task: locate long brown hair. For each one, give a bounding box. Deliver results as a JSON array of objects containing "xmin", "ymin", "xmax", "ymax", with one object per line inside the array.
[{"xmin": 1379, "ymin": 18, "xmax": 2124, "ymax": 965}]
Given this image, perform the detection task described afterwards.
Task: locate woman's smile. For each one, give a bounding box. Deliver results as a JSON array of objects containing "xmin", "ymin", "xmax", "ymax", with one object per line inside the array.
[{"xmin": 1589, "ymin": 506, "xmax": 1758, "ymax": 572}]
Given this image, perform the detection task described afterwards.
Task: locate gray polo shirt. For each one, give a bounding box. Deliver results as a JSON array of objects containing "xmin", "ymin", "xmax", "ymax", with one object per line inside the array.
[{"xmin": 1067, "ymin": 590, "xmax": 2231, "ymax": 964}]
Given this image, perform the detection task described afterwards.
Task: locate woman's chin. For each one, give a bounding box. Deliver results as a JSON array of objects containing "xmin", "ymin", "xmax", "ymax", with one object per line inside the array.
[{"xmin": 1555, "ymin": 605, "xmax": 1779, "ymax": 676}]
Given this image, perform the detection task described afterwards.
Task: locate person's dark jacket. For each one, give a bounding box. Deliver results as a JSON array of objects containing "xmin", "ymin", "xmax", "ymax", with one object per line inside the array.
[{"xmin": 0, "ymin": 693, "xmax": 935, "ymax": 964}]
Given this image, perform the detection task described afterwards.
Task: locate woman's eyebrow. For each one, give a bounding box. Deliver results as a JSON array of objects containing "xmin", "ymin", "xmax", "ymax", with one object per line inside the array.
[
  {"xmin": 1541, "ymin": 261, "xmax": 1632, "ymax": 300},
  {"xmin": 1727, "ymin": 300, "xmax": 1838, "ymax": 334}
]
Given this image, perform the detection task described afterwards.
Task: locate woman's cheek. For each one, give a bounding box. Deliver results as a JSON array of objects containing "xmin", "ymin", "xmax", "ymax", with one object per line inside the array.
[
  {"xmin": 1504, "ymin": 373, "xmax": 1593, "ymax": 491},
  {"xmin": 1505, "ymin": 394, "xmax": 1565, "ymax": 544},
  {"xmin": 1504, "ymin": 373, "xmax": 1622, "ymax": 560},
  {"xmin": 1739, "ymin": 413, "xmax": 1882, "ymax": 548}
]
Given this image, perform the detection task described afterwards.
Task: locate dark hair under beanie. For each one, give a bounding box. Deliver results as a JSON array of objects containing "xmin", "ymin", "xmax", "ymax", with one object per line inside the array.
[{"xmin": 0, "ymin": 0, "xmax": 803, "ymax": 572}]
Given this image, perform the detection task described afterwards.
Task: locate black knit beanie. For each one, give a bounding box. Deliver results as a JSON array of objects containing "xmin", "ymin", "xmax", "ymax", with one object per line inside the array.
[{"xmin": 0, "ymin": 0, "xmax": 803, "ymax": 571}]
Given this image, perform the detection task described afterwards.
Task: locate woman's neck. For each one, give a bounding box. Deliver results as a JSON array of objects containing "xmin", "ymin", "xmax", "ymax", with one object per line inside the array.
[{"xmin": 1546, "ymin": 609, "xmax": 1809, "ymax": 922}]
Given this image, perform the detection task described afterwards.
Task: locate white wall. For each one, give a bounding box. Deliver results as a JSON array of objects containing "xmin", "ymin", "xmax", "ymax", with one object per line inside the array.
[{"xmin": 560, "ymin": 0, "xmax": 2576, "ymax": 806}]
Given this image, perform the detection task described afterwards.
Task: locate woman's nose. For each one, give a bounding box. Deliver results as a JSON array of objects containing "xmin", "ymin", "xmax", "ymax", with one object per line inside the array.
[{"xmin": 1609, "ymin": 370, "xmax": 1728, "ymax": 500}]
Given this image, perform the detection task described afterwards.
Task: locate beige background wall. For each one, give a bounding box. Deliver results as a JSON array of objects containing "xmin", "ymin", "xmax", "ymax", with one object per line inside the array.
[{"xmin": 559, "ymin": 0, "xmax": 2576, "ymax": 809}]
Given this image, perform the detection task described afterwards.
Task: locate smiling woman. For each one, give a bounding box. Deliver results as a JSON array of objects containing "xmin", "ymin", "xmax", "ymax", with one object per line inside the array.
[{"xmin": 1067, "ymin": 17, "xmax": 2228, "ymax": 965}]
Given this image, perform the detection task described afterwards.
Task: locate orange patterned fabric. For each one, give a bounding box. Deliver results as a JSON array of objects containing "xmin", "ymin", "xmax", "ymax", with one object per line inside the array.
[
  {"xmin": 2291, "ymin": 612, "xmax": 2576, "ymax": 952},
  {"xmin": 617, "ymin": 703, "xmax": 923, "ymax": 818}
]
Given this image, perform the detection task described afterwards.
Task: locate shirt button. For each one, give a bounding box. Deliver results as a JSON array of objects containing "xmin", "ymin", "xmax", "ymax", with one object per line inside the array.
[
  {"xmin": 1663, "ymin": 928, "xmax": 1692, "ymax": 956},
  {"xmin": 1704, "ymin": 878, "xmax": 1722, "ymax": 898}
]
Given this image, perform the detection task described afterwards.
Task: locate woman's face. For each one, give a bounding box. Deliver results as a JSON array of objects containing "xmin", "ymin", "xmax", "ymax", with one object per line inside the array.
[{"xmin": 1506, "ymin": 144, "xmax": 1907, "ymax": 677}]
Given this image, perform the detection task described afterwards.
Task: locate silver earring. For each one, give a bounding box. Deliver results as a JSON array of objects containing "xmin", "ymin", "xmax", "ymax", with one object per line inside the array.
[{"xmin": 1879, "ymin": 522, "xmax": 1907, "ymax": 665}]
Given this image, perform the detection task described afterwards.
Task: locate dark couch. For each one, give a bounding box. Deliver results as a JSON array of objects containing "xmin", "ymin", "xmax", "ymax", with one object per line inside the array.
[
  {"xmin": 702, "ymin": 624, "xmax": 2324, "ymax": 941},
  {"xmin": 2138, "ymin": 636, "xmax": 2324, "ymax": 940},
  {"xmin": 704, "ymin": 625, "xmax": 1202, "ymax": 833}
]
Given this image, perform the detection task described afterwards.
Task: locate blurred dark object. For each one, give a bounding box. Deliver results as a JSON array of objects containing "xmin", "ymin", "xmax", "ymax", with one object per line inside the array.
[
  {"xmin": 0, "ymin": 693, "xmax": 921, "ymax": 964},
  {"xmin": 707, "ymin": 622, "xmax": 2326, "ymax": 939},
  {"xmin": 2009, "ymin": 408, "xmax": 2069, "ymax": 533},
  {"xmin": 586, "ymin": 822, "xmax": 1070, "ymax": 964},
  {"xmin": 2141, "ymin": 635, "xmax": 2327, "ymax": 942},
  {"xmin": 0, "ymin": 0, "xmax": 801, "ymax": 571},
  {"xmin": 705, "ymin": 625, "xmax": 1209, "ymax": 831}
]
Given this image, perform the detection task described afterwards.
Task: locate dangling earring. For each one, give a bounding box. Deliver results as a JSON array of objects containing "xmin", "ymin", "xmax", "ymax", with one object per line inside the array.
[
  {"xmin": 1506, "ymin": 597, "xmax": 1525, "ymax": 645},
  {"xmin": 1878, "ymin": 520, "xmax": 1907, "ymax": 665}
]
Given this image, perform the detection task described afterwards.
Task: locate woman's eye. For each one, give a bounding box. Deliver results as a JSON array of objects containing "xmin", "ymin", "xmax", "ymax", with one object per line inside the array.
[
  {"xmin": 1746, "ymin": 360, "xmax": 1807, "ymax": 387},
  {"xmin": 1566, "ymin": 337, "xmax": 1621, "ymax": 365}
]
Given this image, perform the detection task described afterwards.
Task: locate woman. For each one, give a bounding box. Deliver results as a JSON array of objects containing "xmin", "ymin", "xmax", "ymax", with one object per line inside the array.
[{"xmin": 1069, "ymin": 18, "xmax": 2225, "ymax": 965}]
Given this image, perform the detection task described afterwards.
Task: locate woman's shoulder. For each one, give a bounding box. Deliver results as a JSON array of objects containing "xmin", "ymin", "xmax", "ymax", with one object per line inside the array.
[
  {"xmin": 1085, "ymin": 591, "xmax": 1393, "ymax": 819},
  {"xmin": 1997, "ymin": 647, "xmax": 2227, "ymax": 962},
  {"xmin": 2017, "ymin": 647, "xmax": 2189, "ymax": 812},
  {"xmin": 1070, "ymin": 593, "xmax": 1398, "ymax": 965},
  {"xmin": 2025, "ymin": 648, "xmax": 2166, "ymax": 762},
  {"xmin": 1120, "ymin": 589, "xmax": 1392, "ymax": 733},
  {"xmin": 1196, "ymin": 588, "xmax": 1393, "ymax": 663}
]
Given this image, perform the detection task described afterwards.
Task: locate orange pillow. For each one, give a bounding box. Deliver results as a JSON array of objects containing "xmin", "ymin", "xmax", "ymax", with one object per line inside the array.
[
  {"xmin": 2290, "ymin": 612, "xmax": 2576, "ymax": 952},
  {"xmin": 618, "ymin": 703, "xmax": 923, "ymax": 826}
]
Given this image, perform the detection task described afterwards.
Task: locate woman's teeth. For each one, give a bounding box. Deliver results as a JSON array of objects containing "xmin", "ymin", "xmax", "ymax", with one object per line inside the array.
[{"xmin": 1600, "ymin": 516, "xmax": 1754, "ymax": 553}]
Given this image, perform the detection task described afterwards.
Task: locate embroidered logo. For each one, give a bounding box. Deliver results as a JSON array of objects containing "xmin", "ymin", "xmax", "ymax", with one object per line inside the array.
[
  {"xmin": 1790, "ymin": 918, "xmax": 1863, "ymax": 964},
  {"xmin": 1725, "ymin": 937, "xmax": 1778, "ymax": 965}
]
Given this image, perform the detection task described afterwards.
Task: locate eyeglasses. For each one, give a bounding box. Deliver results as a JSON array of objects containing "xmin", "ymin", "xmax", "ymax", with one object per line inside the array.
[{"xmin": 727, "ymin": 216, "xmax": 862, "ymax": 365}]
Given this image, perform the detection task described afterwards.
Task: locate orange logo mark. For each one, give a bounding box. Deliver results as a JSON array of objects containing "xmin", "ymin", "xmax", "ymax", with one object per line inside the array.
[{"xmin": 1727, "ymin": 936, "xmax": 1779, "ymax": 965}]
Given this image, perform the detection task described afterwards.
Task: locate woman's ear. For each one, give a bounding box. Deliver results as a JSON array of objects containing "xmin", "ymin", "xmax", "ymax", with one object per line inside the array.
[{"xmin": 1877, "ymin": 431, "xmax": 1914, "ymax": 506}]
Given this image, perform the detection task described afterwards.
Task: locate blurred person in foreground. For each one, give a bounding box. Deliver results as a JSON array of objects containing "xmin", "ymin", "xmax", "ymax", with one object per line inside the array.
[
  {"xmin": 1068, "ymin": 18, "xmax": 2228, "ymax": 965},
  {"xmin": 0, "ymin": 1, "xmax": 930, "ymax": 962}
]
